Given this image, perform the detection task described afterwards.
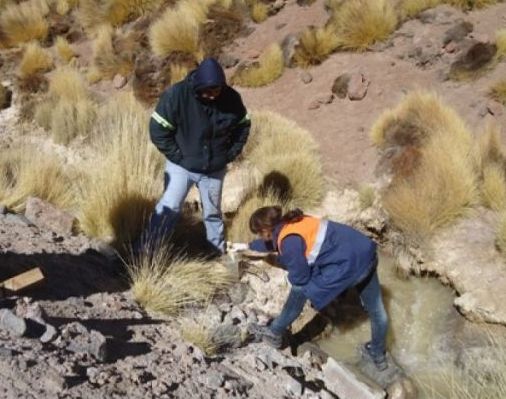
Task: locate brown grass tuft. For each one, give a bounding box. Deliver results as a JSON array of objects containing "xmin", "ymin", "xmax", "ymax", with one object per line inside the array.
[
  {"xmin": 34, "ymin": 67, "xmax": 97, "ymax": 144},
  {"xmin": 91, "ymin": 26, "xmax": 135, "ymax": 80},
  {"xmin": 445, "ymin": 0, "xmax": 500, "ymax": 10},
  {"xmin": 496, "ymin": 212, "xmax": 506, "ymax": 255},
  {"xmin": 129, "ymin": 245, "xmax": 233, "ymax": 316},
  {"xmin": 372, "ymin": 91, "xmax": 478, "ymax": 236},
  {"xmin": 149, "ymin": 0, "xmax": 210, "ymax": 58},
  {"xmin": 77, "ymin": 92, "xmax": 164, "ymax": 245},
  {"xmin": 0, "ymin": 0, "xmax": 49, "ymax": 47},
  {"xmin": 18, "ymin": 41, "xmax": 53, "ymax": 78},
  {"xmin": 489, "ymin": 80, "xmax": 506, "ymax": 105},
  {"xmin": 399, "ymin": 0, "xmax": 442, "ymax": 20},
  {"xmin": 293, "ymin": 25, "xmax": 340, "ymax": 67},
  {"xmin": 330, "ymin": 0, "xmax": 397, "ymax": 51},
  {"xmin": 54, "ymin": 36, "xmax": 75, "ymax": 63},
  {"xmin": 0, "ymin": 144, "xmax": 74, "ymax": 212},
  {"xmin": 496, "ymin": 28, "xmax": 506, "ymax": 59},
  {"xmin": 231, "ymin": 43, "xmax": 284, "ymax": 87}
]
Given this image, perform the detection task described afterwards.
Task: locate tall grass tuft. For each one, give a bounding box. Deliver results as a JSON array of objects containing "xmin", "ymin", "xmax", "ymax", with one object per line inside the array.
[
  {"xmin": 168, "ymin": 64, "xmax": 190, "ymax": 86},
  {"xmin": 293, "ymin": 25, "xmax": 340, "ymax": 67},
  {"xmin": 77, "ymin": 92, "xmax": 164, "ymax": 245},
  {"xmin": 330, "ymin": 0, "xmax": 397, "ymax": 51},
  {"xmin": 249, "ymin": 1, "xmax": 268, "ymax": 23},
  {"xmin": 372, "ymin": 91, "xmax": 478, "ymax": 237},
  {"xmin": 489, "ymin": 80, "xmax": 506, "ymax": 105},
  {"xmin": 0, "ymin": 0, "xmax": 49, "ymax": 47},
  {"xmin": 496, "ymin": 29, "xmax": 506, "ymax": 59},
  {"xmin": 149, "ymin": 0, "xmax": 211, "ymax": 58},
  {"xmin": 128, "ymin": 244, "xmax": 233, "ymax": 315},
  {"xmin": 231, "ymin": 43, "xmax": 284, "ymax": 87},
  {"xmin": 0, "ymin": 144, "xmax": 74, "ymax": 212},
  {"xmin": 54, "ymin": 36, "xmax": 75, "ymax": 63},
  {"xmin": 91, "ymin": 26, "xmax": 135, "ymax": 80},
  {"xmin": 445, "ymin": 0, "xmax": 500, "ymax": 10},
  {"xmin": 399, "ymin": 0, "xmax": 442, "ymax": 20},
  {"xmin": 18, "ymin": 41, "xmax": 53, "ymax": 78},
  {"xmin": 496, "ymin": 212, "xmax": 506, "ymax": 254},
  {"xmin": 35, "ymin": 67, "xmax": 96, "ymax": 144}
]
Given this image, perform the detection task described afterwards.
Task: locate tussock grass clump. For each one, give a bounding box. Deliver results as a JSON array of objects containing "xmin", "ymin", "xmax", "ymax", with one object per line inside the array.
[
  {"xmin": 35, "ymin": 67, "xmax": 97, "ymax": 144},
  {"xmin": 399, "ymin": 0, "xmax": 442, "ymax": 20},
  {"xmin": 293, "ymin": 25, "xmax": 340, "ymax": 67},
  {"xmin": 358, "ymin": 185, "xmax": 375, "ymax": 210},
  {"xmin": 249, "ymin": 1, "xmax": 268, "ymax": 23},
  {"xmin": 496, "ymin": 212, "xmax": 506, "ymax": 254},
  {"xmin": 149, "ymin": 0, "xmax": 211, "ymax": 58},
  {"xmin": 372, "ymin": 91, "xmax": 478, "ymax": 236},
  {"xmin": 0, "ymin": 144, "xmax": 74, "ymax": 212},
  {"xmin": 0, "ymin": 0, "xmax": 49, "ymax": 47},
  {"xmin": 55, "ymin": 0, "xmax": 79, "ymax": 15},
  {"xmin": 77, "ymin": 92, "xmax": 164, "ymax": 245},
  {"xmin": 496, "ymin": 29, "xmax": 506, "ymax": 59},
  {"xmin": 129, "ymin": 245, "xmax": 233, "ymax": 315},
  {"xmin": 445, "ymin": 0, "xmax": 500, "ymax": 10},
  {"xmin": 54, "ymin": 36, "xmax": 75, "ymax": 63},
  {"xmin": 330, "ymin": 0, "xmax": 397, "ymax": 51},
  {"xmin": 231, "ymin": 43, "xmax": 284, "ymax": 87},
  {"xmin": 18, "ymin": 41, "xmax": 53, "ymax": 78},
  {"xmin": 91, "ymin": 26, "xmax": 135, "ymax": 80},
  {"xmin": 168, "ymin": 64, "xmax": 190, "ymax": 86},
  {"xmin": 489, "ymin": 80, "xmax": 506, "ymax": 105}
]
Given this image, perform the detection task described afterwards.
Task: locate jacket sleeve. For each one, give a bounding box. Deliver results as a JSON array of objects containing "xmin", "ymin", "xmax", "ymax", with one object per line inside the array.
[
  {"xmin": 227, "ymin": 99, "xmax": 251, "ymax": 162},
  {"xmin": 149, "ymin": 89, "xmax": 182, "ymax": 163},
  {"xmin": 279, "ymin": 235, "xmax": 311, "ymax": 286}
]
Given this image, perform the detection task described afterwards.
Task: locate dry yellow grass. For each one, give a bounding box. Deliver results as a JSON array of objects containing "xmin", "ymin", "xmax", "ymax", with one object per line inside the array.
[
  {"xmin": 481, "ymin": 164, "xmax": 506, "ymax": 211},
  {"xmin": 168, "ymin": 64, "xmax": 190, "ymax": 86},
  {"xmin": 445, "ymin": 0, "xmax": 500, "ymax": 9},
  {"xmin": 231, "ymin": 43, "xmax": 284, "ymax": 87},
  {"xmin": 91, "ymin": 26, "xmax": 134, "ymax": 80},
  {"xmin": 489, "ymin": 80, "xmax": 506, "ymax": 105},
  {"xmin": 250, "ymin": 1, "xmax": 268, "ymax": 23},
  {"xmin": 0, "ymin": 144, "xmax": 74, "ymax": 212},
  {"xmin": 55, "ymin": 0, "xmax": 76, "ymax": 15},
  {"xmin": 330, "ymin": 0, "xmax": 397, "ymax": 51},
  {"xmin": 149, "ymin": 0, "xmax": 211, "ymax": 58},
  {"xmin": 77, "ymin": 92, "xmax": 164, "ymax": 245},
  {"xmin": 106, "ymin": 0, "xmax": 164, "ymax": 26},
  {"xmin": 496, "ymin": 29, "xmax": 506, "ymax": 59},
  {"xmin": 293, "ymin": 25, "xmax": 340, "ymax": 67},
  {"xmin": 0, "ymin": 0, "xmax": 49, "ymax": 47},
  {"xmin": 400, "ymin": 0, "xmax": 442, "ymax": 19},
  {"xmin": 18, "ymin": 41, "xmax": 53, "ymax": 78},
  {"xmin": 372, "ymin": 91, "xmax": 478, "ymax": 236},
  {"xmin": 129, "ymin": 244, "xmax": 233, "ymax": 315},
  {"xmin": 35, "ymin": 67, "xmax": 97, "ymax": 144},
  {"xmin": 54, "ymin": 36, "xmax": 75, "ymax": 63},
  {"xmin": 358, "ymin": 184, "xmax": 376, "ymax": 210}
]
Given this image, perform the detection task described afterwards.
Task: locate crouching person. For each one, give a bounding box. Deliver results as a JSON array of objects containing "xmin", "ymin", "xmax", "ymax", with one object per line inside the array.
[{"xmin": 247, "ymin": 206, "xmax": 389, "ymax": 371}]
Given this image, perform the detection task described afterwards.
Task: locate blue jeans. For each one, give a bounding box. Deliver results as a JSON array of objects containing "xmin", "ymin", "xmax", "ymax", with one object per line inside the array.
[
  {"xmin": 269, "ymin": 260, "xmax": 388, "ymax": 358},
  {"xmin": 142, "ymin": 161, "xmax": 226, "ymax": 253}
]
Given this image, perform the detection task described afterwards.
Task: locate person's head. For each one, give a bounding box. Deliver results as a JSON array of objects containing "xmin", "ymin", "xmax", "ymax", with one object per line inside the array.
[
  {"xmin": 249, "ymin": 206, "xmax": 304, "ymax": 241},
  {"xmin": 193, "ymin": 57, "xmax": 226, "ymax": 101}
]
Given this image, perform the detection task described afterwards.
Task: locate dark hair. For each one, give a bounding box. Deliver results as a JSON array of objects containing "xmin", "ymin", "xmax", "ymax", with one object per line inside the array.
[{"xmin": 249, "ymin": 206, "xmax": 304, "ymax": 234}]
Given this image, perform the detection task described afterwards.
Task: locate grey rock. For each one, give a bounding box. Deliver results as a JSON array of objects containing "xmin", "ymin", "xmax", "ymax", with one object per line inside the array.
[
  {"xmin": 218, "ymin": 53, "xmax": 239, "ymax": 69},
  {"xmin": 25, "ymin": 197, "xmax": 76, "ymax": 235},
  {"xmin": 443, "ymin": 20, "xmax": 473, "ymax": 45},
  {"xmin": 308, "ymin": 94, "xmax": 334, "ymax": 110},
  {"xmin": 0, "ymin": 309, "xmax": 27, "ymax": 337},
  {"xmin": 44, "ymin": 367, "xmax": 68, "ymax": 392},
  {"xmin": 205, "ymin": 370, "xmax": 225, "ymax": 388},
  {"xmin": 4, "ymin": 213, "xmax": 35, "ymax": 227},
  {"xmin": 285, "ymin": 375, "xmax": 303, "ymax": 396},
  {"xmin": 113, "ymin": 74, "xmax": 127, "ymax": 89},
  {"xmin": 64, "ymin": 323, "xmax": 108, "ymax": 362},
  {"xmin": 40, "ymin": 324, "xmax": 58, "ymax": 343},
  {"xmin": 281, "ymin": 34, "xmax": 300, "ymax": 67},
  {"xmin": 449, "ymin": 41, "xmax": 497, "ymax": 76},
  {"xmin": 300, "ymin": 71, "xmax": 313, "ymax": 84},
  {"xmin": 347, "ymin": 73, "xmax": 369, "ymax": 101},
  {"xmin": 228, "ymin": 283, "xmax": 250, "ymax": 304},
  {"xmin": 332, "ymin": 74, "xmax": 351, "ymax": 99}
]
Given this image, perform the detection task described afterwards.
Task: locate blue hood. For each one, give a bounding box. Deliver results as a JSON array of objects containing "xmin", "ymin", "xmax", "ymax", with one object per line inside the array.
[{"xmin": 192, "ymin": 58, "xmax": 226, "ymax": 92}]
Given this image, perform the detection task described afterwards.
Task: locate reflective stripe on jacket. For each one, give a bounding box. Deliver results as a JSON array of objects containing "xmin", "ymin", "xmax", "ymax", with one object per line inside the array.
[{"xmin": 277, "ymin": 216, "xmax": 329, "ymax": 265}]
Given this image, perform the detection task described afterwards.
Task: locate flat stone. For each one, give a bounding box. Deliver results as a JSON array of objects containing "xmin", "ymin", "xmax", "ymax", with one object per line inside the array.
[
  {"xmin": 25, "ymin": 197, "xmax": 76, "ymax": 235},
  {"xmin": 322, "ymin": 357, "xmax": 386, "ymax": 399},
  {"xmin": 347, "ymin": 73, "xmax": 369, "ymax": 101}
]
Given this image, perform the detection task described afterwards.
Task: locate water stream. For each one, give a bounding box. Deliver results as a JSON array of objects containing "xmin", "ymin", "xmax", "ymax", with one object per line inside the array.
[{"xmin": 316, "ymin": 251, "xmax": 505, "ymax": 398}]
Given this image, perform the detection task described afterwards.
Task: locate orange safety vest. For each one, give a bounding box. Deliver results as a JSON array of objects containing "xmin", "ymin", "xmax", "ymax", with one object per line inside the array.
[{"xmin": 277, "ymin": 216, "xmax": 329, "ymax": 264}]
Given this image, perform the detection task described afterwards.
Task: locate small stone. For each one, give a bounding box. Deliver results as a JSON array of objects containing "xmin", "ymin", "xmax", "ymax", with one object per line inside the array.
[
  {"xmin": 113, "ymin": 74, "xmax": 127, "ymax": 89},
  {"xmin": 300, "ymin": 71, "xmax": 313, "ymax": 84},
  {"xmin": 281, "ymin": 34, "xmax": 300, "ymax": 67},
  {"xmin": 40, "ymin": 324, "xmax": 58, "ymax": 343},
  {"xmin": 218, "ymin": 54, "xmax": 239, "ymax": 69},
  {"xmin": 309, "ymin": 93, "xmax": 334, "ymax": 110},
  {"xmin": 0, "ymin": 309, "xmax": 26, "ymax": 337},
  {"xmin": 205, "ymin": 371, "xmax": 224, "ymax": 388},
  {"xmin": 332, "ymin": 73, "xmax": 351, "ymax": 99},
  {"xmin": 45, "ymin": 367, "xmax": 67, "ymax": 392},
  {"xmin": 347, "ymin": 73, "xmax": 369, "ymax": 101},
  {"xmin": 285, "ymin": 375, "xmax": 303, "ymax": 396},
  {"xmin": 86, "ymin": 366, "xmax": 99, "ymax": 380},
  {"xmin": 4, "ymin": 214, "xmax": 34, "ymax": 227},
  {"xmin": 0, "ymin": 347, "xmax": 15, "ymax": 357},
  {"xmin": 444, "ymin": 41, "xmax": 458, "ymax": 53},
  {"xmin": 0, "ymin": 205, "xmax": 6, "ymax": 215}
]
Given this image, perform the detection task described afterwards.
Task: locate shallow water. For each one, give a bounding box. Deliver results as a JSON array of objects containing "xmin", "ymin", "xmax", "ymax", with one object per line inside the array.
[{"xmin": 316, "ymin": 251, "xmax": 500, "ymax": 398}]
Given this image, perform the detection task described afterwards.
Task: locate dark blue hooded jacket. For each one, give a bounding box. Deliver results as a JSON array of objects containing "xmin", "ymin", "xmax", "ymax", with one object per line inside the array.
[
  {"xmin": 150, "ymin": 58, "xmax": 251, "ymax": 173},
  {"xmin": 250, "ymin": 220, "xmax": 378, "ymax": 310}
]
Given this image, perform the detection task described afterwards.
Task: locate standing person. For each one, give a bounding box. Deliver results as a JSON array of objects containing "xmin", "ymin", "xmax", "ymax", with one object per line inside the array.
[
  {"xmin": 247, "ymin": 206, "xmax": 389, "ymax": 371},
  {"xmin": 138, "ymin": 58, "xmax": 251, "ymax": 255}
]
